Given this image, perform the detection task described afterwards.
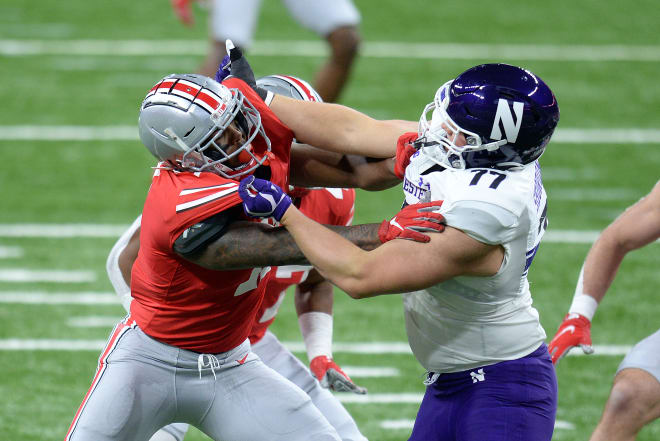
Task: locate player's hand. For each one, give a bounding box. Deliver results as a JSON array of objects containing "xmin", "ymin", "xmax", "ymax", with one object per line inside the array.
[
  {"xmin": 225, "ymin": 40, "xmax": 268, "ymax": 101},
  {"xmin": 379, "ymin": 202, "xmax": 445, "ymax": 244},
  {"xmin": 238, "ymin": 176, "xmax": 292, "ymax": 221},
  {"xmin": 171, "ymin": 0, "xmax": 195, "ymax": 26},
  {"xmin": 548, "ymin": 313, "xmax": 594, "ymax": 364},
  {"xmin": 394, "ymin": 132, "xmax": 420, "ymax": 179},
  {"xmin": 310, "ymin": 355, "xmax": 367, "ymax": 395},
  {"xmin": 215, "ymin": 55, "xmax": 231, "ymax": 83}
]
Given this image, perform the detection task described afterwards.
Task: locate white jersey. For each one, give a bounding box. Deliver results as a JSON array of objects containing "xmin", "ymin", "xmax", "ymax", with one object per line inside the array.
[{"xmin": 402, "ymin": 152, "xmax": 548, "ymax": 373}]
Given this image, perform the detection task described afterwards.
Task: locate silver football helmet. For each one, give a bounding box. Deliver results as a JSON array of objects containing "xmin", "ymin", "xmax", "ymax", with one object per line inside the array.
[
  {"xmin": 138, "ymin": 73, "xmax": 271, "ymax": 179},
  {"xmin": 256, "ymin": 74, "xmax": 323, "ymax": 103},
  {"xmin": 256, "ymin": 74, "xmax": 323, "ymax": 197}
]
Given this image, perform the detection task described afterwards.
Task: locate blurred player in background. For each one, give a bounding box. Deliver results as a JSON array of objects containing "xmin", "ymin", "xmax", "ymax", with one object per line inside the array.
[
  {"xmin": 549, "ymin": 179, "xmax": 660, "ymax": 441},
  {"xmin": 172, "ymin": 0, "xmax": 361, "ymax": 102},
  {"xmin": 237, "ymin": 59, "xmax": 561, "ymax": 440}
]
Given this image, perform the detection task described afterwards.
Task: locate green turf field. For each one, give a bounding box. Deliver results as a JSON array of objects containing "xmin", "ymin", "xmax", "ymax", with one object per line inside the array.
[{"xmin": 1, "ymin": 0, "xmax": 659, "ymax": 439}]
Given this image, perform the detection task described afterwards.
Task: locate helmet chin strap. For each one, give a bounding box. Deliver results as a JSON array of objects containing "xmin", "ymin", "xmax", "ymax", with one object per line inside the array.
[{"xmin": 483, "ymin": 139, "xmax": 508, "ymax": 151}]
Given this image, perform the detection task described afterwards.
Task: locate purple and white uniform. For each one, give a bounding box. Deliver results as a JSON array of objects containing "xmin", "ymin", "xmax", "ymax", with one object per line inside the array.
[{"xmin": 402, "ymin": 154, "xmax": 557, "ymax": 441}]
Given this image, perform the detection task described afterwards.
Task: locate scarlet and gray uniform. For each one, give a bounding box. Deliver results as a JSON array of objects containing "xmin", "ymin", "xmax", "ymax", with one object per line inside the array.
[
  {"xmin": 105, "ymin": 188, "xmax": 366, "ymax": 441},
  {"xmin": 66, "ymin": 80, "xmax": 340, "ymax": 441}
]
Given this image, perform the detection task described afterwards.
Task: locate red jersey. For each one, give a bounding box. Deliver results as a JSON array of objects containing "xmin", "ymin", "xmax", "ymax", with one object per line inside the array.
[
  {"xmin": 249, "ymin": 188, "xmax": 356, "ymax": 343},
  {"xmin": 130, "ymin": 79, "xmax": 294, "ymax": 353}
]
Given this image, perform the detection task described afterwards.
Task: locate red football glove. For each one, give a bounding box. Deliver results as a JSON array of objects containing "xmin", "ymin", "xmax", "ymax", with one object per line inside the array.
[
  {"xmin": 394, "ymin": 132, "xmax": 419, "ymax": 179},
  {"xmin": 378, "ymin": 202, "xmax": 445, "ymax": 244},
  {"xmin": 548, "ymin": 313, "xmax": 594, "ymax": 364},
  {"xmin": 171, "ymin": 0, "xmax": 195, "ymax": 26},
  {"xmin": 310, "ymin": 355, "xmax": 367, "ymax": 394}
]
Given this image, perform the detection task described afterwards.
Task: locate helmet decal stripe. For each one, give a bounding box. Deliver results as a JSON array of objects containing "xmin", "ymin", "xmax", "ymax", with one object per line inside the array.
[
  {"xmin": 170, "ymin": 80, "xmax": 201, "ymax": 101},
  {"xmin": 193, "ymin": 90, "xmax": 222, "ymax": 114},
  {"xmin": 281, "ymin": 75, "xmax": 319, "ymax": 102}
]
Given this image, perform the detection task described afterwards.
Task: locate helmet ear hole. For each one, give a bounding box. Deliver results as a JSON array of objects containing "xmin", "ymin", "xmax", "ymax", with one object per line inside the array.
[{"xmin": 183, "ymin": 126, "xmax": 195, "ymax": 137}]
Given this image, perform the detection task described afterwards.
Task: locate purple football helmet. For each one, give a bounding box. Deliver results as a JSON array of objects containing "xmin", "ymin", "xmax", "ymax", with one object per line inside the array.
[{"xmin": 418, "ymin": 63, "xmax": 559, "ymax": 170}]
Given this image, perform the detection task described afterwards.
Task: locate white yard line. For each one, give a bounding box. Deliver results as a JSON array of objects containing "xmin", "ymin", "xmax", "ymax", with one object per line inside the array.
[
  {"xmin": 342, "ymin": 366, "xmax": 400, "ymax": 378},
  {"xmin": 548, "ymin": 188, "xmax": 640, "ymax": 201},
  {"xmin": 0, "ymin": 224, "xmax": 127, "ymax": 237},
  {"xmin": 0, "ymin": 269, "xmax": 95, "ymax": 283},
  {"xmin": 338, "ymin": 393, "xmax": 423, "ymax": 404},
  {"xmin": 0, "ymin": 246, "xmax": 23, "ymax": 259},
  {"xmin": 0, "ymin": 292, "xmax": 118, "ymax": 304},
  {"xmin": 0, "ymin": 338, "xmax": 634, "ymax": 356},
  {"xmin": 67, "ymin": 315, "xmax": 125, "ymax": 327},
  {"xmin": 2, "ymin": 39, "xmax": 660, "ymax": 62},
  {"xmin": 2, "ymin": 125, "xmax": 660, "ymax": 144}
]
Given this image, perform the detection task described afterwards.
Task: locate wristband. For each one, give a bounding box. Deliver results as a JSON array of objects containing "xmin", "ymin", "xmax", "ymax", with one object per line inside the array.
[
  {"xmin": 298, "ymin": 312, "xmax": 333, "ymax": 361},
  {"xmin": 568, "ymin": 267, "xmax": 599, "ymax": 321}
]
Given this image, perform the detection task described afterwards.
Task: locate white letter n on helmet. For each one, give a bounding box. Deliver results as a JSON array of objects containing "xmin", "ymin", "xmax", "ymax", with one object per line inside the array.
[{"xmin": 490, "ymin": 99, "xmax": 524, "ymax": 143}]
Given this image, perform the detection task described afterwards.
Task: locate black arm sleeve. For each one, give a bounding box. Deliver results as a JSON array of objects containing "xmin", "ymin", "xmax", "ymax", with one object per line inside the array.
[{"xmin": 173, "ymin": 210, "xmax": 235, "ymax": 257}]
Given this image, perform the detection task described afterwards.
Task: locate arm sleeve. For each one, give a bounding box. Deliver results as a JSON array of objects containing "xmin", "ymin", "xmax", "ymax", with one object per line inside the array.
[{"xmin": 173, "ymin": 209, "xmax": 235, "ymax": 256}]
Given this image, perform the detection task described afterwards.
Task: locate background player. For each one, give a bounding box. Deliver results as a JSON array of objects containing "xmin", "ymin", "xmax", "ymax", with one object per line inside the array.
[
  {"xmin": 172, "ymin": 0, "xmax": 361, "ymax": 102},
  {"xmin": 238, "ymin": 62, "xmax": 561, "ymax": 440},
  {"xmin": 549, "ymin": 179, "xmax": 660, "ymax": 441}
]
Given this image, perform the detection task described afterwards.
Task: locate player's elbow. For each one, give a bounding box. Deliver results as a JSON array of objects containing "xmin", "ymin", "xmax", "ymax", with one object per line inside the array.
[
  {"xmin": 599, "ymin": 224, "xmax": 641, "ymax": 256},
  {"xmin": 338, "ymin": 279, "xmax": 378, "ymax": 299}
]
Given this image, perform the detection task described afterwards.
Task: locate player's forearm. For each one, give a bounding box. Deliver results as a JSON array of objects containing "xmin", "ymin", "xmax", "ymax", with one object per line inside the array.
[
  {"xmin": 270, "ymin": 95, "xmax": 399, "ymax": 158},
  {"xmin": 579, "ymin": 234, "xmax": 628, "ymax": 304},
  {"xmin": 281, "ymin": 208, "xmax": 373, "ymax": 297},
  {"xmin": 193, "ymin": 220, "xmax": 381, "ymax": 270},
  {"xmin": 578, "ymin": 188, "xmax": 660, "ymax": 305},
  {"xmin": 289, "ymin": 148, "xmax": 399, "ymax": 190},
  {"xmin": 346, "ymin": 156, "xmax": 400, "ymax": 190}
]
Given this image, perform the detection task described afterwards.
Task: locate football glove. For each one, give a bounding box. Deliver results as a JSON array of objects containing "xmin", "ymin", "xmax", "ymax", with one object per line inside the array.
[
  {"xmin": 310, "ymin": 355, "xmax": 367, "ymax": 395},
  {"xmin": 215, "ymin": 55, "xmax": 231, "ymax": 83},
  {"xmin": 394, "ymin": 132, "xmax": 420, "ymax": 179},
  {"xmin": 378, "ymin": 202, "xmax": 445, "ymax": 244},
  {"xmin": 171, "ymin": 0, "xmax": 194, "ymax": 26},
  {"xmin": 225, "ymin": 40, "xmax": 268, "ymax": 101},
  {"xmin": 238, "ymin": 176, "xmax": 292, "ymax": 221},
  {"xmin": 548, "ymin": 313, "xmax": 594, "ymax": 364}
]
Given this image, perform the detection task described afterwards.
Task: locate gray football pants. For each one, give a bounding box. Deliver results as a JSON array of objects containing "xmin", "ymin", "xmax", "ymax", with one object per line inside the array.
[
  {"xmin": 617, "ymin": 327, "xmax": 660, "ymax": 383},
  {"xmin": 65, "ymin": 319, "xmax": 340, "ymax": 441}
]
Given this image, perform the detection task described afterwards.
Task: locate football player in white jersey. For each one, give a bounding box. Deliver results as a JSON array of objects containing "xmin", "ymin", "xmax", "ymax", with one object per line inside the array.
[
  {"xmin": 549, "ymin": 179, "xmax": 660, "ymax": 441},
  {"xmin": 237, "ymin": 62, "xmax": 561, "ymax": 440}
]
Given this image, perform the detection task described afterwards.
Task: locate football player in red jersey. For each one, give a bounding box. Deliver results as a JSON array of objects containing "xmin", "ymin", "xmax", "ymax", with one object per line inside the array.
[
  {"xmin": 107, "ymin": 187, "xmax": 374, "ymax": 441},
  {"xmin": 66, "ymin": 71, "xmax": 445, "ymax": 441}
]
